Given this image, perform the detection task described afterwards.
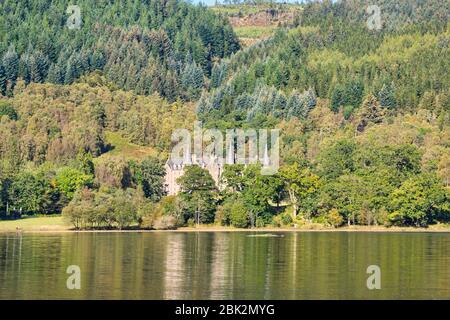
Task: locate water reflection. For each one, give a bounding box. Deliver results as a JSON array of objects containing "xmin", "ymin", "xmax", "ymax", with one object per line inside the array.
[
  {"xmin": 164, "ymin": 234, "xmax": 186, "ymax": 299},
  {"xmin": 0, "ymin": 232, "xmax": 450, "ymax": 299}
]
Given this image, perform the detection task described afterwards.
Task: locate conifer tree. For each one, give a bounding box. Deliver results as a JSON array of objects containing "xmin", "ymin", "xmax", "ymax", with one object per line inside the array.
[
  {"xmin": 91, "ymin": 50, "xmax": 106, "ymax": 70},
  {"xmin": 0, "ymin": 65, "xmax": 7, "ymax": 96},
  {"xmin": 211, "ymin": 62, "xmax": 228, "ymax": 89},
  {"xmin": 30, "ymin": 52, "xmax": 49, "ymax": 83},
  {"xmin": 2, "ymin": 46, "xmax": 19, "ymax": 93},
  {"xmin": 356, "ymin": 94, "xmax": 385, "ymax": 132},
  {"xmin": 303, "ymin": 88, "xmax": 317, "ymax": 116},
  {"xmin": 287, "ymin": 91, "xmax": 303, "ymax": 119},
  {"xmin": 378, "ymin": 82, "xmax": 396, "ymax": 109},
  {"xmin": 181, "ymin": 61, "xmax": 204, "ymax": 100},
  {"xmin": 64, "ymin": 56, "xmax": 79, "ymax": 85},
  {"xmin": 19, "ymin": 54, "xmax": 32, "ymax": 85},
  {"xmin": 47, "ymin": 63, "xmax": 64, "ymax": 84}
]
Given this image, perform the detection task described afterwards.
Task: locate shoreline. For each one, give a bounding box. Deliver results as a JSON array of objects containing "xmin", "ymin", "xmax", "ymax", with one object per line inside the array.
[
  {"xmin": 2, "ymin": 225, "xmax": 450, "ymax": 234},
  {"xmin": 2, "ymin": 216, "xmax": 450, "ymax": 234}
]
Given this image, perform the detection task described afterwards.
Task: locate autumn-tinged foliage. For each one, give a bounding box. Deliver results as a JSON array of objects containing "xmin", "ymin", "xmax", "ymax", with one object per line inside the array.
[
  {"xmin": 1, "ymin": 1, "xmax": 449, "ymax": 229},
  {"xmin": 0, "ymin": 74, "xmax": 194, "ymax": 169}
]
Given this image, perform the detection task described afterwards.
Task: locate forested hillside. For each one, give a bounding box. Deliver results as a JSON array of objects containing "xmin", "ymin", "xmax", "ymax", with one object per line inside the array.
[
  {"xmin": 0, "ymin": 0, "xmax": 240, "ymax": 101},
  {"xmin": 0, "ymin": 0, "xmax": 449, "ymax": 229},
  {"xmin": 194, "ymin": 0, "xmax": 450, "ymax": 228},
  {"xmin": 198, "ymin": 0, "xmax": 449, "ymax": 122},
  {"xmin": 1, "ymin": 73, "xmax": 194, "ymax": 168}
]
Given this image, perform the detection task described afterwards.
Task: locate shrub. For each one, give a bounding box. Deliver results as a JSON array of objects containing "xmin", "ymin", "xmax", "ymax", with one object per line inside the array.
[
  {"xmin": 272, "ymin": 215, "xmax": 281, "ymax": 227},
  {"xmin": 255, "ymin": 217, "xmax": 265, "ymax": 228},
  {"xmin": 139, "ymin": 195, "xmax": 182, "ymax": 228},
  {"xmin": 0, "ymin": 103, "xmax": 18, "ymax": 120},
  {"xmin": 281, "ymin": 211, "xmax": 293, "ymax": 225},
  {"xmin": 187, "ymin": 218, "xmax": 195, "ymax": 227},
  {"xmin": 326, "ymin": 208, "xmax": 344, "ymax": 227},
  {"xmin": 230, "ymin": 200, "xmax": 250, "ymax": 228},
  {"xmin": 214, "ymin": 204, "xmax": 228, "ymax": 226},
  {"xmin": 153, "ymin": 215, "xmax": 177, "ymax": 230}
]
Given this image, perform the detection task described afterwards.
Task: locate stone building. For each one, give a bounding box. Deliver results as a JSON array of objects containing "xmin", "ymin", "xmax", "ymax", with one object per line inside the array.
[
  {"xmin": 164, "ymin": 153, "xmax": 224, "ymax": 195},
  {"xmin": 164, "ymin": 143, "xmax": 270, "ymax": 195}
]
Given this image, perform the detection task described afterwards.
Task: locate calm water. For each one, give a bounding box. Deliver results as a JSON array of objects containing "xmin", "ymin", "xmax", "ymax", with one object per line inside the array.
[{"xmin": 0, "ymin": 232, "xmax": 449, "ymax": 299}]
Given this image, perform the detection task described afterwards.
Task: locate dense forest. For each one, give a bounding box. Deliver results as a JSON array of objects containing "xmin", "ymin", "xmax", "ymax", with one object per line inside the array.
[
  {"xmin": 0, "ymin": 0, "xmax": 449, "ymax": 229},
  {"xmin": 0, "ymin": 0, "xmax": 240, "ymax": 101},
  {"xmin": 198, "ymin": 0, "xmax": 449, "ymax": 122}
]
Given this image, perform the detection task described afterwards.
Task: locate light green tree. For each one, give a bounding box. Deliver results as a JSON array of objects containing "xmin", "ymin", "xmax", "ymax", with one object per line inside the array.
[{"xmin": 279, "ymin": 163, "xmax": 320, "ymax": 219}]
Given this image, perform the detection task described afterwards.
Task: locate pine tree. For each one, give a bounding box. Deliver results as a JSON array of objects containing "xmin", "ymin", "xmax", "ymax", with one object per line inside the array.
[
  {"xmin": 273, "ymin": 91, "xmax": 287, "ymax": 116},
  {"xmin": 346, "ymin": 79, "xmax": 364, "ymax": 109},
  {"xmin": 330, "ymin": 84, "xmax": 345, "ymax": 112},
  {"xmin": 162, "ymin": 70, "xmax": 178, "ymax": 103},
  {"xmin": 64, "ymin": 58, "xmax": 77, "ymax": 85},
  {"xmin": 47, "ymin": 63, "xmax": 64, "ymax": 84},
  {"xmin": 181, "ymin": 62, "xmax": 204, "ymax": 100},
  {"xmin": 0, "ymin": 65, "xmax": 7, "ymax": 96},
  {"xmin": 356, "ymin": 94, "xmax": 385, "ymax": 132},
  {"xmin": 91, "ymin": 50, "xmax": 106, "ymax": 70},
  {"xmin": 210, "ymin": 62, "xmax": 228, "ymax": 89},
  {"xmin": 2, "ymin": 46, "xmax": 19, "ymax": 93},
  {"xmin": 234, "ymin": 93, "xmax": 253, "ymax": 110},
  {"xmin": 287, "ymin": 91, "xmax": 303, "ymax": 119},
  {"xmin": 19, "ymin": 54, "xmax": 31, "ymax": 85},
  {"xmin": 2, "ymin": 46, "xmax": 19, "ymax": 81},
  {"xmin": 303, "ymin": 88, "xmax": 317, "ymax": 117},
  {"xmin": 196, "ymin": 92, "xmax": 212, "ymax": 114},
  {"xmin": 378, "ymin": 82, "xmax": 396, "ymax": 109},
  {"xmin": 64, "ymin": 53, "xmax": 84, "ymax": 85},
  {"xmin": 29, "ymin": 52, "xmax": 49, "ymax": 83}
]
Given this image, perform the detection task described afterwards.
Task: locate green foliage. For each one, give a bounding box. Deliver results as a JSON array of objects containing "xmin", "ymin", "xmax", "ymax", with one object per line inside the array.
[
  {"xmin": 0, "ymin": 102, "xmax": 17, "ymax": 120},
  {"xmin": 229, "ymin": 199, "xmax": 250, "ymax": 228},
  {"xmin": 355, "ymin": 94, "xmax": 385, "ymax": 132},
  {"xmin": 7, "ymin": 171, "xmax": 58, "ymax": 214},
  {"xmin": 177, "ymin": 165, "xmax": 218, "ymax": 224},
  {"xmin": 279, "ymin": 163, "xmax": 320, "ymax": 219},
  {"xmin": 280, "ymin": 210, "xmax": 293, "ymax": 226},
  {"xmin": 131, "ymin": 158, "xmax": 166, "ymax": 202},
  {"xmin": 140, "ymin": 195, "xmax": 182, "ymax": 229},
  {"xmin": 326, "ymin": 209, "xmax": 344, "ymax": 228},
  {"xmin": 320, "ymin": 175, "xmax": 366, "ymax": 225},
  {"xmin": 317, "ymin": 139, "xmax": 357, "ymax": 180},
  {"xmin": 0, "ymin": 0, "xmax": 240, "ymax": 101},
  {"xmin": 1, "ymin": 0, "xmax": 449, "ymax": 230},
  {"xmin": 198, "ymin": 0, "xmax": 448, "ymax": 123},
  {"xmin": 378, "ymin": 82, "xmax": 396, "ymax": 109},
  {"xmin": 55, "ymin": 167, "xmax": 93, "ymax": 200},
  {"xmin": 0, "ymin": 74, "xmax": 195, "ymax": 169},
  {"xmin": 181, "ymin": 61, "xmax": 204, "ymax": 100},
  {"xmin": 0, "ymin": 65, "xmax": 7, "ymax": 96},
  {"xmin": 95, "ymin": 157, "xmax": 132, "ymax": 189},
  {"xmin": 388, "ymin": 174, "xmax": 450, "ymax": 227},
  {"xmin": 239, "ymin": 164, "xmax": 281, "ymax": 227},
  {"xmin": 331, "ymin": 80, "xmax": 364, "ymax": 113},
  {"xmin": 2, "ymin": 45, "xmax": 19, "ymax": 94},
  {"xmin": 62, "ymin": 187, "xmax": 145, "ymax": 229}
]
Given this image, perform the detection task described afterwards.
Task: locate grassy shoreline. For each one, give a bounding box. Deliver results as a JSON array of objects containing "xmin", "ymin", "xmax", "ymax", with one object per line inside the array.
[{"xmin": 1, "ymin": 216, "xmax": 450, "ymax": 234}]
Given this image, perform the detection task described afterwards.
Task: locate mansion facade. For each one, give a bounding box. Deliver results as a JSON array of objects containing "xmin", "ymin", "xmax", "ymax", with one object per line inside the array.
[{"xmin": 164, "ymin": 144, "xmax": 270, "ymax": 195}]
